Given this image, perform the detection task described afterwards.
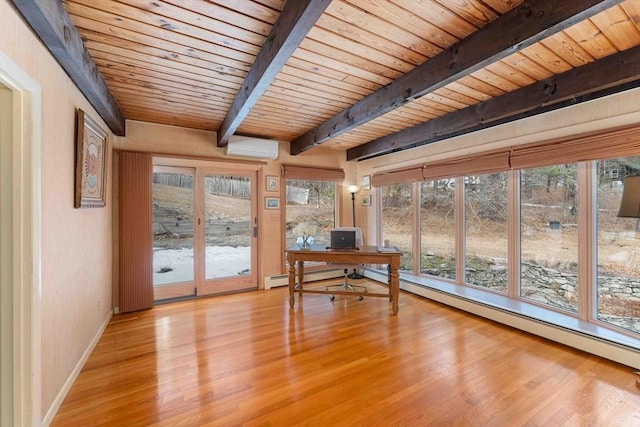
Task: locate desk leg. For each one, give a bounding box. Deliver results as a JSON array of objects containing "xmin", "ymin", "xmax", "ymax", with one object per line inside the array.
[
  {"xmin": 297, "ymin": 261, "xmax": 304, "ymax": 291},
  {"xmin": 288, "ymin": 259, "xmax": 296, "ymax": 309},
  {"xmin": 389, "ymin": 260, "xmax": 399, "ymax": 315}
]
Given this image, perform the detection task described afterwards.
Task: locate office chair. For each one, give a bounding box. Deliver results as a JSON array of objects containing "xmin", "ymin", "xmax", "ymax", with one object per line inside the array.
[{"xmin": 325, "ymin": 227, "xmax": 367, "ymax": 300}]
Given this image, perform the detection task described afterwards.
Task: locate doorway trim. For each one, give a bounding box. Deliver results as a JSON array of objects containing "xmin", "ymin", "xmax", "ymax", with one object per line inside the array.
[{"xmin": 0, "ymin": 50, "xmax": 42, "ymax": 426}]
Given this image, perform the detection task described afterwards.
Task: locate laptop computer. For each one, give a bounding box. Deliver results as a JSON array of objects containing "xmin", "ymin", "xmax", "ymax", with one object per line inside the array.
[{"xmin": 330, "ymin": 230, "xmax": 357, "ymax": 250}]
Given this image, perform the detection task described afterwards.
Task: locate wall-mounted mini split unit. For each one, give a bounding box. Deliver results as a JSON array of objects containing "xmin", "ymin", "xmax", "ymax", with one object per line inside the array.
[{"xmin": 225, "ymin": 135, "xmax": 279, "ymax": 160}]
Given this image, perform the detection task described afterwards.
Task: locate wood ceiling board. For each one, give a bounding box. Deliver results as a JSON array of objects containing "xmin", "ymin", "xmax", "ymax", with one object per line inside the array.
[
  {"xmin": 89, "ymin": 49, "xmax": 244, "ymax": 93},
  {"xmin": 327, "ymin": 1, "xmax": 445, "ymax": 58},
  {"xmin": 437, "ymin": 0, "xmax": 500, "ymax": 27},
  {"xmin": 100, "ymin": 74, "xmax": 234, "ymax": 106},
  {"xmin": 431, "ymin": 85, "xmax": 488, "ymax": 106},
  {"xmin": 168, "ymin": 0, "xmax": 284, "ymax": 26},
  {"xmin": 390, "ymin": 0, "xmax": 486, "ymax": 39},
  {"xmin": 65, "ymin": 11, "xmax": 253, "ymax": 75},
  {"xmin": 514, "ymin": 44, "xmax": 573, "ymax": 77},
  {"xmin": 105, "ymin": 81, "xmax": 232, "ymax": 113},
  {"xmin": 297, "ymin": 38, "xmax": 405, "ymax": 82},
  {"xmin": 249, "ymin": 94, "xmax": 338, "ymax": 117},
  {"xmin": 563, "ymin": 19, "xmax": 620, "ymax": 59},
  {"xmin": 128, "ymin": 0, "xmax": 277, "ymax": 37},
  {"xmin": 278, "ymin": 64, "xmax": 373, "ymax": 98},
  {"xmin": 341, "ymin": 0, "xmax": 460, "ymax": 50},
  {"xmin": 620, "ymin": 0, "xmax": 640, "ymax": 25},
  {"xmin": 83, "ymin": 40, "xmax": 245, "ymax": 87},
  {"xmin": 591, "ymin": 5, "xmax": 640, "ymax": 50},
  {"xmin": 66, "ymin": 0, "xmax": 265, "ymax": 57},
  {"xmin": 314, "ymin": 12, "xmax": 429, "ymax": 66},
  {"xmin": 484, "ymin": 61, "xmax": 538, "ymax": 88},
  {"xmin": 303, "ymin": 26, "xmax": 418, "ymax": 75},
  {"xmin": 109, "ymin": 90, "xmax": 224, "ymax": 117},
  {"xmin": 97, "ymin": 67, "xmax": 238, "ymax": 101},
  {"xmin": 291, "ymin": 47, "xmax": 394, "ymax": 87}
]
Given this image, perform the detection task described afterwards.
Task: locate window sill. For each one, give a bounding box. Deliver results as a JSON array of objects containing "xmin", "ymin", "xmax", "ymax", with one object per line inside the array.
[{"xmin": 367, "ymin": 268, "xmax": 640, "ymax": 355}]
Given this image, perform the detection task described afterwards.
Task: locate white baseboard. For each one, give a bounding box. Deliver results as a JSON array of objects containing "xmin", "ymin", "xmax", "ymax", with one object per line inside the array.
[
  {"xmin": 398, "ymin": 277, "xmax": 640, "ymax": 369},
  {"xmin": 41, "ymin": 310, "xmax": 113, "ymax": 426}
]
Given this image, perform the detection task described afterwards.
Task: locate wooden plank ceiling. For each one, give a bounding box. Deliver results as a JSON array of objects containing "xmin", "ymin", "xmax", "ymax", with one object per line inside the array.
[{"xmin": 14, "ymin": 0, "xmax": 640, "ymax": 160}]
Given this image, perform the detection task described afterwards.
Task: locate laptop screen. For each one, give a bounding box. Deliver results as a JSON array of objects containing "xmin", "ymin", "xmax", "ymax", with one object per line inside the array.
[{"xmin": 330, "ymin": 230, "xmax": 357, "ymax": 249}]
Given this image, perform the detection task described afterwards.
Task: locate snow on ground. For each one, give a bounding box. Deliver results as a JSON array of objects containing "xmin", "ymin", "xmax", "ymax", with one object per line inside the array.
[{"xmin": 153, "ymin": 246, "xmax": 250, "ymax": 285}]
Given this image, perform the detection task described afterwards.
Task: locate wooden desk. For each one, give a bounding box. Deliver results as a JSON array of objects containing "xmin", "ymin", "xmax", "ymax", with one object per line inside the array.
[{"xmin": 285, "ymin": 245, "xmax": 402, "ymax": 314}]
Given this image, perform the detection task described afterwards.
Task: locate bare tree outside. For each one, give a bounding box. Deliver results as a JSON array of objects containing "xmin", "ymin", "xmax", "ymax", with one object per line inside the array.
[
  {"xmin": 381, "ymin": 184, "xmax": 413, "ymax": 270},
  {"xmin": 285, "ymin": 179, "xmax": 336, "ymax": 248},
  {"xmin": 379, "ymin": 160, "xmax": 640, "ymax": 335}
]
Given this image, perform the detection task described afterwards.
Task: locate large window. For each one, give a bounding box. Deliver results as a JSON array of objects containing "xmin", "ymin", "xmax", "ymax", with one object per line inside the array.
[
  {"xmin": 285, "ymin": 178, "xmax": 336, "ymax": 248},
  {"xmin": 372, "ymin": 128, "xmax": 640, "ymax": 342},
  {"xmin": 464, "ymin": 173, "xmax": 508, "ymax": 293},
  {"xmin": 597, "ymin": 156, "xmax": 640, "ymax": 334},
  {"xmin": 380, "ymin": 184, "xmax": 413, "ymax": 271},
  {"xmin": 420, "ymin": 179, "xmax": 456, "ymax": 280},
  {"xmin": 519, "ymin": 165, "xmax": 579, "ymax": 312}
]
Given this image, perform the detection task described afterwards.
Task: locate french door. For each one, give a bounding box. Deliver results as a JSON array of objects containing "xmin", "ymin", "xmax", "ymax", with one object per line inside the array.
[
  {"xmin": 152, "ymin": 165, "xmax": 257, "ymax": 301},
  {"xmin": 197, "ymin": 169, "xmax": 257, "ymax": 295}
]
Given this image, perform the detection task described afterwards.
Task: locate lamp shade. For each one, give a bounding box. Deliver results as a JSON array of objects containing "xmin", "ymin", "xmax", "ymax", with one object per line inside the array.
[
  {"xmin": 617, "ymin": 176, "xmax": 640, "ymax": 218},
  {"xmin": 347, "ymin": 184, "xmax": 359, "ymax": 194}
]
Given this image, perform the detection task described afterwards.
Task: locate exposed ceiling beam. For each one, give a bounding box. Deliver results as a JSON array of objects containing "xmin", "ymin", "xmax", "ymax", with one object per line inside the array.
[
  {"xmin": 11, "ymin": 0, "xmax": 125, "ymax": 135},
  {"xmin": 347, "ymin": 45, "xmax": 640, "ymax": 161},
  {"xmin": 216, "ymin": 0, "xmax": 331, "ymax": 147},
  {"xmin": 291, "ymin": 0, "xmax": 623, "ymax": 155}
]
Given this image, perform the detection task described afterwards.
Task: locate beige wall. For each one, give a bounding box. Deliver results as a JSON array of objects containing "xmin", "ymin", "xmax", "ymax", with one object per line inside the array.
[{"xmin": 1, "ymin": 1, "xmax": 114, "ymax": 420}]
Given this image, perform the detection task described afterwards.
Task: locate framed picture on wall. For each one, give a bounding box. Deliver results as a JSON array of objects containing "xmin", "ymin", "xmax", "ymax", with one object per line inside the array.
[
  {"xmin": 362, "ymin": 194, "xmax": 371, "ymax": 206},
  {"xmin": 265, "ymin": 197, "xmax": 280, "ymax": 209},
  {"xmin": 362, "ymin": 175, "xmax": 371, "ymax": 190},
  {"xmin": 266, "ymin": 175, "xmax": 278, "ymax": 192},
  {"xmin": 74, "ymin": 108, "xmax": 108, "ymax": 208}
]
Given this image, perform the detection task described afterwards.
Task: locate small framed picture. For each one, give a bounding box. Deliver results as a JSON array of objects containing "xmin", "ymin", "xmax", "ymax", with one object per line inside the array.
[
  {"xmin": 266, "ymin": 175, "xmax": 278, "ymax": 192},
  {"xmin": 362, "ymin": 175, "xmax": 371, "ymax": 190},
  {"xmin": 265, "ymin": 197, "xmax": 280, "ymax": 209},
  {"xmin": 362, "ymin": 194, "xmax": 371, "ymax": 206},
  {"xmin": 74, "ymin": 108, "xmax": 108, "ymax": 208}
]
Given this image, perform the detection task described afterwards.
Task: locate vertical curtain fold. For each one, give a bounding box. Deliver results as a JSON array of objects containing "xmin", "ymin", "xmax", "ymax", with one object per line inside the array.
[{"xmin": 119, "ymin": 151, "xmax": 154, "ymax": 313}]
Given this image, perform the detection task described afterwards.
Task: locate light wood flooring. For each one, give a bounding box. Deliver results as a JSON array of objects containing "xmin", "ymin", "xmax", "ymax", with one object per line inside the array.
[{"xmin": 52, "ymin": 280, "xmax": 640, "ymax": 426}]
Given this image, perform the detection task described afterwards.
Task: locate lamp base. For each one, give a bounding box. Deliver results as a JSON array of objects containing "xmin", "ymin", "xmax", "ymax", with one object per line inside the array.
[{"xmin": 348, "ymin": 269, "xmax": 364, "ymax": 279}]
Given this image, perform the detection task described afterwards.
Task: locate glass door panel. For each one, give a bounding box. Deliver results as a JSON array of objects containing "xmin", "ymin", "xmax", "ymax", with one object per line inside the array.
[
  {"xmin": 199, "ymin": 172, "xmax": 257, "ymax": 295},
  {"xmin": 152, "ymin": 166, "xmax": 196, "ymax": 301}
]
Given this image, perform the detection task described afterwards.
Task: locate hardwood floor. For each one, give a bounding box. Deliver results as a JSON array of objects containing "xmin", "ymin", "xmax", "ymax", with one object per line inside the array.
[{"xmin": 52, "ymin": 281, "xmax": 640, "ymax": 426}]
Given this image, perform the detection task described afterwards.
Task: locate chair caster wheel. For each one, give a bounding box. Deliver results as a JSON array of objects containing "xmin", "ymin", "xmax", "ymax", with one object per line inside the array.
[
  {"xmin": 359, "ymin": 296, "xmax": 364, "ymax": 301},
  {"xmin": 330, "ymin": 295, "xmax": 335, "ymax": 301}
]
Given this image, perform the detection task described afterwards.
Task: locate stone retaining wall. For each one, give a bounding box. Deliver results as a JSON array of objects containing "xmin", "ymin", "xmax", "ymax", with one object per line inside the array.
[{"xmin": 422, "ymin": 262, "xmax": 640, "ymax": 332}]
